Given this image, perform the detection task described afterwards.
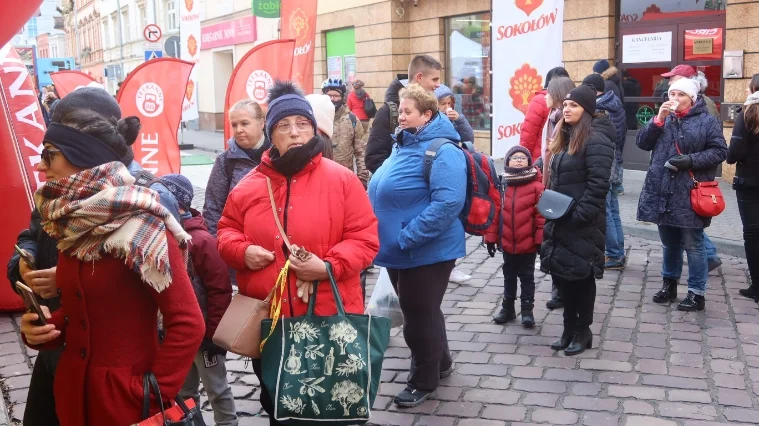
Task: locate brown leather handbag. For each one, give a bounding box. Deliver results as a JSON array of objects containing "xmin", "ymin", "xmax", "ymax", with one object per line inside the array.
[{"xmin": 212, "ymin": 177, "xmax": 289, "ymax": 359}]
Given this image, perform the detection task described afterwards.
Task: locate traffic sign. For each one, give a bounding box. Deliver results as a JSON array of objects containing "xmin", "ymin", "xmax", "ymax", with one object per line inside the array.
[
  {"xmin": 164, "ymin": 35, "xmax": 180, "ymax": 58},
  {"xmin": 143, "ymin": 24, "xmax": 162, "ymax": 43},
  {"xmin": 145, "ymin": 50, "xmax": 163, "ymax": 61}
]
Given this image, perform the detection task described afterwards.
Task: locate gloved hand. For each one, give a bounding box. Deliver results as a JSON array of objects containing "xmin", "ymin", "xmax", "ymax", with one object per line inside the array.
[
  {"xmin": 668, "ymin": 154, "xmax": 693, "ymax": 170},
  {"xmin": 486, "ymin": 243, "xmax": 497, "ymax": 258},
  {"xmin": 201, "ymin": 337, "xmax": 227, "ymax": 356}
]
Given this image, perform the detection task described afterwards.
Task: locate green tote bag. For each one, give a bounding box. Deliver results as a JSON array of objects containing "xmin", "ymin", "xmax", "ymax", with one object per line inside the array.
[{"xmin": 261, "ymin": 263, "xmax": 391, "ymax": 425}]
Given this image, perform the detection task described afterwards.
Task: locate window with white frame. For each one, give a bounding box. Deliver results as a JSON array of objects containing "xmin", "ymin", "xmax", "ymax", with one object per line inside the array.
[
  {"xmin": 166, "ymin": 1, "xmax": 177, "ymax": 31},
  {"xmin": 122, "ymin": 8, "xmax": 130, "ymax": 42},
  {"xmin": 102, "ymin": 18, "xmax": 110, "ymax": 48}
]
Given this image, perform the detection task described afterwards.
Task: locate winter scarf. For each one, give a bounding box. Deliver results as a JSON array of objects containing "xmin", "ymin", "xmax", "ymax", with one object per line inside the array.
[
  {"xmin": 502, "ymin": 166, "xmax": 538, "ymax": 186},
  {"xmin": 395, "ymin": 113, "xmax": 437, "ymax": 140},
  {"xmin": 269, "ymin": 135, "xmax": 325, "ymax": 177},
  {"xmin": 745, "ymin": 91, "xmax": 759, "ymax": 107},
  {"xmin": 34, "ymin": 161, "xmax": 191, "ymax": 292}
]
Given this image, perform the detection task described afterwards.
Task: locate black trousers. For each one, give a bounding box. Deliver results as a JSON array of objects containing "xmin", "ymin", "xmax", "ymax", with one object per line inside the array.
[
  {"xmin": 553, "ymin": 274, "xmax": 596, "ymax": 331},
  {"xmin": 502, "ymin": 252, "xmax": 537, "ymax": 310},
  {"xmin": 387, "ymin": 260, "xmax": 455, "ymax": 391},
  {"xmin": 737, "ymin": 189, "xmax": 759, "ymax": 288},
  {"xmin": 24, "ymin": 350, "xmax": 61, "ymax": 426}
]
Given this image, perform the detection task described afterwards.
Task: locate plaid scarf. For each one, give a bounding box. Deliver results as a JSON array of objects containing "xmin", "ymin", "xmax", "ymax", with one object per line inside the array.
[{"xmin": 34, "ymin": 161, "xmax": 191, "ymax": 292}]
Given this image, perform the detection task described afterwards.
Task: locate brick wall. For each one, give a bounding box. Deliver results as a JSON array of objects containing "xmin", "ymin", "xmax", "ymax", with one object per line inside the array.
[
  {"xmin": 562, "ymin": 0, "xmax": 616, "ymax": 82},
  {"xmin": 723, "ymin": 0, "xmax": 759, "ymax": 181}
]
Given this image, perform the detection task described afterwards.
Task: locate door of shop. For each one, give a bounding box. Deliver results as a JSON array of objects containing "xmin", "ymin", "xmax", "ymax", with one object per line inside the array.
[{"xmin": 615, "ymin": 10, "xmax": 726, "ymax": 173}]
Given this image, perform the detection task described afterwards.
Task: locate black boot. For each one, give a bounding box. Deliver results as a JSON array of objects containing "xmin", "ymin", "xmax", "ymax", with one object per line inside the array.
[
  {"xmin": 521, "ymin": 301, "xmax": 535, "ymax": 328},
  {"xmin": 564, "ymin": 328, "xmax": 593, "ymax": 356},
  {"xmin": 677, "ymin": 291, "xmax": 705, "ymax": 311},
  {"xmin": 652, "ymin": 278, "xmax": 678, "ymax": 304},
  {"xmin": 493, "ymin": 298, "xmax": 516, "ymax": 324},
  {"xmin": 550, "ymin": 327, "xmax": 573, "ymax": 351},
  {"xmin": 739, "ymin": 285, "xmax": 759, "ymax": 300},
  {"xmin": 546, "ymin": 283, "xmax": 563, "ymax": 309}
]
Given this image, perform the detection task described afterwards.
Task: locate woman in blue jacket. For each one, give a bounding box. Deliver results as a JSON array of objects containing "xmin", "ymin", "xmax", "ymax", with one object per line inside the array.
[{"xmin": 369, "ymin": 84, "xmax": 466, "ymax": 408}]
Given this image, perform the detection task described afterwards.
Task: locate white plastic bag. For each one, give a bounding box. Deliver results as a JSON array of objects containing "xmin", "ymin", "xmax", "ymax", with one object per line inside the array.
[{"xmin": 366, "ymin": 267, "xmax": 404, "ymax": 328}]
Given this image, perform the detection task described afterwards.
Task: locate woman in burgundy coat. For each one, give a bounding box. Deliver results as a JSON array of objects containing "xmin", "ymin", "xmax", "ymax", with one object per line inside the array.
[{"xmin": 19, "ymin": 107, "xmax": 204, "ymax": 426}]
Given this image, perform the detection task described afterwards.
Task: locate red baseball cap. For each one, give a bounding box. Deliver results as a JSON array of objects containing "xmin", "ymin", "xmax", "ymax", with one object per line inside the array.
[{"xmin": 661, "ymin": 65, "xmax": 696, "ymax": 78}]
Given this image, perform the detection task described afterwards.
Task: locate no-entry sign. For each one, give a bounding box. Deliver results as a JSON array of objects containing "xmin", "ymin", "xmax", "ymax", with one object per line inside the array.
[{"xmin": 143, "ymin": 24, "xmax": 162, "ymax": 43}]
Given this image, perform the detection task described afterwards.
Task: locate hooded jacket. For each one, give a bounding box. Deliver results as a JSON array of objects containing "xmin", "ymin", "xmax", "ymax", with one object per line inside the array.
[
  {"xmin": 519, "ymin": 89, "xmax": 550, "ymax": 160},
  {"xmin": 332, "ymin": 104, "xmax": 370, "ymax": 185},
  {"xmin": 369, "ymin": 113, "xmax": 467, "ymax": 269},
  {"xmin": 434, "ymin": 84, "xmax": 475, "ymax": 143},
  {"xmin": 602, "ymin": 67, "xmax": 625, "ymax": 103},
  {"xmin": 217, "ymin": 148, "xmax": 379, "ymax": 318},
  {"xmin": 727, "ymin": 105, "xmax": 759, "ymax": 187},
  {"xmin": 636, "ymin": 98, "xmax": 728, "ymax": 229},
  {"xmin": 492, "ymin": 168, "xmax": 545, "ymax": 255},
  {"xmin": 203, "ymin": 137, "xmax": 271, "ymax": 236},
  {"xmin": 541, "ymin": 115, "xmax": 616, "ymax": 281},
  {"xmin": 595, "ymin": 90, "xmax": 627, "ymax": 183},
  {"xmin": 365, "ymin": 76, "xmax": 407, "ymax": 173},
  {"xmin": 346, "ymin": 89, "xmax": 370, "ymax": 121},
  {"xmin": 184, "ymin": 210, "xmax": 232, "ymax": 341}
]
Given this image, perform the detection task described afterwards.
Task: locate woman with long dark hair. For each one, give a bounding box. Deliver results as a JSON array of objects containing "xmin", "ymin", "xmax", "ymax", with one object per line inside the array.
[
  {"xmin": 541, "ymin": 84, "xmax": 615, "ymax": 356},
  {"xmin": 729, "ymin": 74, "xmax": 759, "ymax": 301}
]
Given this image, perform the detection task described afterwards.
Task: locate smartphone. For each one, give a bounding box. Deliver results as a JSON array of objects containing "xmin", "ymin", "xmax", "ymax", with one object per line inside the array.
[
  {"xmin": 664, "ymin": 161, "xmax": 679, "ymax": 171},
  {"xmin": 14, "ymin": 245, "xmax": 36, "ymax": 270},
  {"xmin": 15, "ymin": 282, "xmax": 47, "ymax": 326}
]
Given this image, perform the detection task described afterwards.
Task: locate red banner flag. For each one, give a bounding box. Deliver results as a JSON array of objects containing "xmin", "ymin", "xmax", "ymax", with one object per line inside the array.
[
  {"xmin": 223, "ymin": 39, "xmax": 296, "ymax": 143},
  {"xmin": 0, "ymin": 0, "xmax": 43, "ymax": 47},
  {"xmin": 50, "ymin": 70, "xmax": 103, "ymax": 98},
  {"xmin": 280, "ymin": 0, "xmax": 317, "ymax": 93},
  {"xmin": 0, "ymin": 44, "xmax": 48, "ymax": 311},
  {"xmin": 117, "ymin": 58, "xmax": 194, "ymax": 177}
]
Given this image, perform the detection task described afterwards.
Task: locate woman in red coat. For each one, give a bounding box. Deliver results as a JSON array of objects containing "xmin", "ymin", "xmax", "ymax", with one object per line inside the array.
[
  {"xmin": 217, "ymin": 81, "xmax": 379, "ymax": 426},
  {"xmin": 20, "ymin": 108, "xmax": 204, "ymax": 426},
  {"xmin": 346, "ymin": 79, "xmax": 371, "ymax": 131}
]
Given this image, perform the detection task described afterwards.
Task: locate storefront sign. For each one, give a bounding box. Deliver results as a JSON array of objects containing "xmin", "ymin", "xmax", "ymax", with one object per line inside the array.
[
  {"xmin": 180, "ymin": 0, "xmax": 201, "ymax": 121},
  {"xmin": 685, "ymin": 28, "xmax": 722, "ymax": 61},
  {"xmin": 252, "ymin": 0, "xmax": 280, "ymax": 18},
  {"xmin": 492, "ymin": 0, "xmax": 564, "ymax": 159},
  {"xmin": 693, "ymin": 39, "xmax": 713, "ymax": 55},
  {"xmin": 327, "ymin": 56, "xmax": 343, "ymax": 80},
  {"xmin": 201, "ymin": 16, "xmax": 257, "ymax": 50},
  {"xmin": 623, "ymin": 31, "xmax": 672, "ymax": 64}
]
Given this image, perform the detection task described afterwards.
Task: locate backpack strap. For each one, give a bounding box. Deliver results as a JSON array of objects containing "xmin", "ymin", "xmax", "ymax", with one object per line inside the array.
[
  {"xmin": 133, "ymin": 170, "xmax": 160, "ymax": 188},
  {"xmin": 423, "ymin": 139, "xmax": 457, "ymax": 184},
  {"xmin": 225, "ymin": 158, "xmax": 236, "ymax": 183},
  {"xmin": 386, "ymin": 102, "xmax": 399, "ymax": 130},
  {"xmin": 348, "ymin": 112, "xmax": 357, "ymax": 128}
]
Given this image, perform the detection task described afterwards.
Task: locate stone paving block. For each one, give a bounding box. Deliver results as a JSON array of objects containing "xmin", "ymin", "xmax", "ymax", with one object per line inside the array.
[
  {"xmin": 641, "ymin": 374, "xmax": 708, "ymax": 390},
  {"xmin": 571, "ymin": 383, "xmax": 603, "ymax": 396},
  {"xmin": 607, "ymin": 385, "xmax": 665, "ymax": 400},
  {"xmin": 491, "ymin": 354, "xmax": 531, "ymax": 366},
  {"xmin": 723, "ymin": 408, "xmax": 759, "ymax": 423},
  {"xmin": 454, "ymin": 351, "xmax": 491, "ymax": 364},
  {"xmin": 456, "ymin": 363, "xmax": 509, "ymax": 376},
  {"xmin": 625, "ymin": 416, "xmax": 677, "ymax": 426},
  {"xmin": 667, "ymin": 390, "xmax": 712, "ymax": 403},
  {"xmin": 668, "ymin": 366, "xmax": 707, "ymax": 379},
  {"xmin": 583, "ymin": 412, "xmax": 621, "ymax": 426},
  {"xmin": 544, "ymin": 368, "xmax": 593, "ymax": 382},
  {"xmin": 478, "ymin": 377, "xmax": 511, "ymax": 390},
  {"xmin": 580, "ymin": 359, "xmax": 632, "ymax": 372},
  {"xmin": 522, "ymin": 393, "xmax": 558, "ymax": 407},
  {"xmin": 712, "ymin": 373, "xmax": 746, "ymax": 389},
  {"xmin": 415, "ymin": 416, "xmax": 456, "ymax": 426},
  {"xmin": 669, "ymin": 353, "xmax": 704, "ymax": 368},
  {"xmin": 634, "ymin": 346, "xmax": 667, "ymax": 359},
  {"xmin": 463, "ymin": 389, "xmax": 520, "ymax": 404},
  {"xmin": 669, "ymin": 340, "xmax": 702, "ymax": 354},
  {"xmin": 532, "ymin": 356, "xmax": 577, "ymax": 369},
  {"xmin": 710, "ymin": 359, "xmax": 745, "ymax": 375},
  {"xmin": 563, "ymin": 396, "xmax": 619, "ymax": 411},
  {"xmin": 509, "ymin": 366, "xmax": 543, "ymax": 379},
  {"xmin": 635, "ymin": 359, "xmax": 667, "ymax": 374},
  {"xmin": 716, "ymin": 388, "xmax": 754, "ymax": 408},
  {"xmin": 457, "ymin": 420, "xmax": 506, "ymax": 426},
  {"xmin": 435, "ymin": 401, "xmax": 481, "ymax": 417},
  {"xmin": 513, "ymin": 379, "xmax": 567, "ymax": 394},
  {"xmin": 366, "ymin": 411, "xmax": 415, "ymax": 426},
  {"xmin": 657, "ymin": 402, "xmax": 717, "ymax": 420},
  {"xmin": 635, "ymin": 333, "xmax": 667, "ymax": 348},
  {"xmin": 623, "ymin": 400, "xmax": 655, "ymax": 415},
  {"xmin": 481, "ymin": 405, "xmax": 527, "ymax": 421},
  {"xmin": 483, "ymin": 343, "xmax": 517, "ymax": 353},
  {"xmin": 531, "ymin": 409, "xmax": 579, "ymax": 425}
]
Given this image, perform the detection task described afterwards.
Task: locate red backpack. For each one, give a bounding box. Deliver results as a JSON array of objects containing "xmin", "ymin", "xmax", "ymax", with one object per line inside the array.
[{"xmin": 423, "ymin": 140, "xmax": 503, "ymax": 236}]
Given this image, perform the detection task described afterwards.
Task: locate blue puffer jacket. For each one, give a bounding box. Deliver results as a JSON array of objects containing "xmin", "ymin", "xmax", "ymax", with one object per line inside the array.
[
  {"xmin": 368, "ymin": 113, "xmax": 467, "ymax": 269},
  {"xmin": 596, "ymin": 91, "xmax": 627, "ymax": 181},
  {"xmin": 636, "ymin": 98, "xmax": 728, "ymax": 229}
]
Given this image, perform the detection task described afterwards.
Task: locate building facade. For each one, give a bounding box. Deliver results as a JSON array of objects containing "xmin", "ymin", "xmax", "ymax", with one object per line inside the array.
[
  {"xmin": 61, "ymin": 0, "xmax": 104, "ymax": 82},
  {"xmin": 37, "ymin": 34, "xmax": 51, "ymax": 58}
]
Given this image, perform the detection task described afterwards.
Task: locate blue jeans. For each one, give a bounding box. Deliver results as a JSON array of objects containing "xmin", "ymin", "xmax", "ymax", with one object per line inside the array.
[
  {"xmin": 667, "ymin": 232, "xmax": 718, "ymax": 278},
  {"xmin": 605, "ymin": 183, "xmax": 625, "ymax": 259},
  {"xmin": 659, "ymin": 225, "xmax": 708, "ymax": 296}
]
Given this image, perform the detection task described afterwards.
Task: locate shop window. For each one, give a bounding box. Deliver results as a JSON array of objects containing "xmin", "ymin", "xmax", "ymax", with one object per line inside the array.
[
  {"xmin": 446, "ymin": 13, "xmax": 491, "ymax": 130},
  {"xmin": 620, "ymin": 0, "xmax": 725, "ymax": 23}
]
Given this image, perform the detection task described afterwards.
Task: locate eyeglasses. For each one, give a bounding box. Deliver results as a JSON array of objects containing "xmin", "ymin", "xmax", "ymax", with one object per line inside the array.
[
  {"xmin": 275, "ymin": 120, "xmax": 312, "ymax": 134},
  {"xmin": 327, "ymin": 94, "xmax": 342, "ymax": 101},
  {"xmin": 41, "ymin": 147, "xmax": 62, "ymax": 166},
  {"xmin": 509, "ymin": 156, "xmax": 528, "ymax": 162}
]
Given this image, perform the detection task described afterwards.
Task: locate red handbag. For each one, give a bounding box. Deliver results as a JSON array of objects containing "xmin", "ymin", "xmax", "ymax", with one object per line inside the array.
[{"xmin": 675, "ymin": 141, "xmax": 726, "ymax": 218}]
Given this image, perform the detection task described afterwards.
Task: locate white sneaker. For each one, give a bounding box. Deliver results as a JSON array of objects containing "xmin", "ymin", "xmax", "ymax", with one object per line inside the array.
[{"xmin": 449, "ymin": 268, "xmax": 472, "ymax": 284}]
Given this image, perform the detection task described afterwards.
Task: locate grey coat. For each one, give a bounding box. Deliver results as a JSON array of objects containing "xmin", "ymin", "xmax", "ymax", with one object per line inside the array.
[
  {"xmin": 203, "ymin": 137, "xmax": 271, "ymax": 236},
  {"xmin": 636, "ymin": 98, "xmax": 728, "ymax": 229}
]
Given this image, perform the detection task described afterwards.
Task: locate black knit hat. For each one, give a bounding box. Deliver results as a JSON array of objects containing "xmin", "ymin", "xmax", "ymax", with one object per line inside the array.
[
  {"xmin": 50, "ymin": 87, "xmax": 122, "ymax": 123},
  {"xmin": 582, "ymin": 74, "xmax": 605, "ymax": 94},
  {"xmin": 565, "ymin": 85, "xmax": 597, "ymax": 115},
  {"xmin": 544, "ymin": 67, "xmax": 569, "ymax": 89}
]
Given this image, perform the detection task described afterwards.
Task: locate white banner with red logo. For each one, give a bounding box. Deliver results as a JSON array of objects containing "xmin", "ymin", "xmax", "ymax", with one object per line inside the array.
[
  {"xmin": 180, "ymin": 0, "xmax": 201, "ymax": 121},
  {"xmin": 0, "ymin": 43, "xmax": 47, "ymax": 311},
  {"xmin": 50, "ymin": 70, "xmax": 102, "ymax": 98},
  {"xmin": 491, "ymin": 0, "xmax": 564, "ymax": 159},
  {"xmin": 117, "ymin": 58, "xmax": 194, "ymax": 176}
]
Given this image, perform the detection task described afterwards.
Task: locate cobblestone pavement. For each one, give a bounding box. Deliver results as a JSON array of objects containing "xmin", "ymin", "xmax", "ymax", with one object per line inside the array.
[{"xmin": 1, "ymin": 235, "xmax": 758, "ymax": 425}]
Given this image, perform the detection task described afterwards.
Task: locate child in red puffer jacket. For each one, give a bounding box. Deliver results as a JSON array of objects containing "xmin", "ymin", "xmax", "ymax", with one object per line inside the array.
[{"xmin": 485, "ymin": 145, "xmax": 545, "ymax": 327}]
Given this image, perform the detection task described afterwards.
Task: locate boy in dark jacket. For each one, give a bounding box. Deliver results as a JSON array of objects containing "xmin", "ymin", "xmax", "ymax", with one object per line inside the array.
[
  {"xmin": 583, "ymin": 74, "xmax": 627, "ymax": 269},
  {"xmin": 159, "ymin": 174, "xmax": 238, "ymax": 426},
  {"xmin": 485, "ymin": 146, "xmax": 545, "ymax": 327}
]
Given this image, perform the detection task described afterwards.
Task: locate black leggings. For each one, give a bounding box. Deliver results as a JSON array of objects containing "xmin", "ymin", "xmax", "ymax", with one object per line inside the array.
[
  {"xmin": 24, "ymin": 351, "xmax": 61, "ymax": 426},
  {"xmin": 387, "ymin": 260, "xmax": 455, "ymax": 391},
  {"xmin": 553, "ymin": 274, "xmax": 596, "ymax": 332}
]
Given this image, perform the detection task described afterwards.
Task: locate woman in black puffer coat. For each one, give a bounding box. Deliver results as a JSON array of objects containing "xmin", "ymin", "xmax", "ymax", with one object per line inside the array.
[
  {"xmin": 541, "ymin": 84, "xmax": 615, "ymax": 356},
  {"xmin": 636, "ymin": 78, "xmax": 727, "ymax": 312}
]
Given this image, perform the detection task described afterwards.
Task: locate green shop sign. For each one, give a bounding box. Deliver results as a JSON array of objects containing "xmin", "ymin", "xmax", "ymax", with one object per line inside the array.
[{"xmin": 252, "ymin": 0, "xmax": 280, "ymax": 18}]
